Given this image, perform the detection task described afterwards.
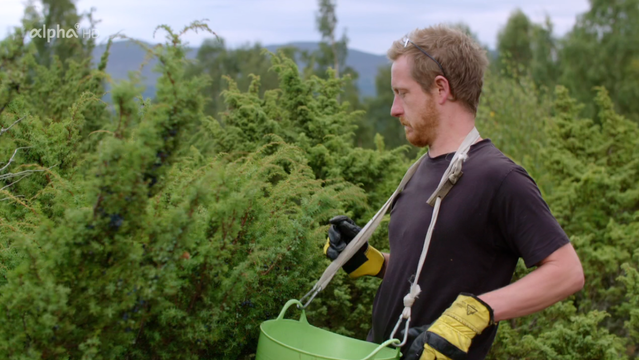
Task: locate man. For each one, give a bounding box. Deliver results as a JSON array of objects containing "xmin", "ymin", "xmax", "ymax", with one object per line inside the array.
[{"xmin": 324, "ymin": 25, "xmax": 584, "ymax": 360}]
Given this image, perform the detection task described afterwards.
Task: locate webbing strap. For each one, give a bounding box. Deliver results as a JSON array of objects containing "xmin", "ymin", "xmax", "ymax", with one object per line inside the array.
[
  {"xmin": 304, "ymin": 128, "xmax": 481, "ymax": 344},
  {"xmin": 426, "ymin": 173, "xmax": 460, "ymax": 206},
  {"xmin": 309, "ymin": 153, "xmax": 426, "ymax": 295},
  {"xmin": 390, "ymin": 128, "xmax": 479, "ymax": 346}
]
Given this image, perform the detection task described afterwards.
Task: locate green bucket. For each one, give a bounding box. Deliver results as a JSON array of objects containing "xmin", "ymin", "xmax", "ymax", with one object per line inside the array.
[{"xmin": 257, "ymin": 299, "xmax": 401, "ymax": 360}]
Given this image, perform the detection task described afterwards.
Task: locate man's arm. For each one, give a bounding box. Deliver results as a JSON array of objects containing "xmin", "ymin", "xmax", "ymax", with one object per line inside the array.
[
  {"xmin": 478, "ymin": 243, "xmax": 584, "ymax": 322},
  {"xmin": 402, "ymin": 244, "xmax": 582, "ymax": 360}
]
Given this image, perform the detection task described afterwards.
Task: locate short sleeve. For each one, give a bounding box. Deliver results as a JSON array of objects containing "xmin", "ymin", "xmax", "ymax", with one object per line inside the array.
[{"xmin": 491, "ymin": 167, "xmax": 570, "ymax": 268}]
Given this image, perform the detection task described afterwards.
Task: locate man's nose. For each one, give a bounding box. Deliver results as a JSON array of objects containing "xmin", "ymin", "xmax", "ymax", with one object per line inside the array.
[{"xmin": 390, "ymin": 96, "xmax": 403, "ymax": 118}]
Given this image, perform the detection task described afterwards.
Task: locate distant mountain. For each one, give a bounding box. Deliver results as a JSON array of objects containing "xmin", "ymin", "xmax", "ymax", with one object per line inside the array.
[
  {"xmin": 91, "ymin": 40, "xmax": 197, "ymax": 100},
  {"xmin": 92, "ymin": 40, "xmax": 389, "ymax": 101}
]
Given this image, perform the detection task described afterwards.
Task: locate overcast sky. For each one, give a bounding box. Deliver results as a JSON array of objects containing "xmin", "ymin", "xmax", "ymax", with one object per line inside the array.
[{"xmin": 1, "ymin": 0, "xmax": 590, "ymax": 55}]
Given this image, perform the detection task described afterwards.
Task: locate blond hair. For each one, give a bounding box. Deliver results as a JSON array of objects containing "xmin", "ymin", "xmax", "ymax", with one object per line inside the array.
[{"xmin": 387, "ymin": 25, "xmax": 488, "ymax": 114}]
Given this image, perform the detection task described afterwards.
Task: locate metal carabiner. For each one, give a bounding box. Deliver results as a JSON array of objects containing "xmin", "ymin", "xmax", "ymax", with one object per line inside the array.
[
  {"xmin": 297, "ymin": 286, "xmax": 321, "ymax": 310},
  {"xmin": 388, "ymin": 313, "xmax": 412, "ymax": 347}
]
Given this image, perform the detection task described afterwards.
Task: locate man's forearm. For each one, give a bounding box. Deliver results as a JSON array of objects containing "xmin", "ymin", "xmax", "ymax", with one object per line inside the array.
[
  {"xmin": 376, "ymin": 252, "xmax": 390, "ymax": 279},
  {"xmin": 478, "ymin": 243, "xmax": 584, "ymax": 322}
]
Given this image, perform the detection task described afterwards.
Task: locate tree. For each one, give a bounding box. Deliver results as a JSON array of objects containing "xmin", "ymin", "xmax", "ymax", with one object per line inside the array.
[
  {"xmin": 495, "ymin": 10, "xmax": 559, "ymax": 91},
  {"xmin": 558, "ymin": 0, "xmax": 639, "ymax": 121},
  {"xmin": 497, "ymin": 9, "xmax": 533, "ymax": 71},
  {"xmin": 315, "ymin": 0, "xmax": 345, "ymax": 79},
  {"xmin": 0, "ymin": 11, "xmax": 412, "ymax": 357},
  {"xmin": 530, "ymin": 16, "xmax": 560, "ymax": 91},
  {"xmin": 185, "ymin": 38, "xmax": 296, "ymax": 118},
  {"xmin": 304, "ymin": 0, "xmax": 362, "ymax": 117},
  {"xmin": 485, "ymin": 86, "xmax": 638, "ymax": 359},
  {"xmin": 475, "ymin": 68, "xmax": 552, "ymax": 180}
]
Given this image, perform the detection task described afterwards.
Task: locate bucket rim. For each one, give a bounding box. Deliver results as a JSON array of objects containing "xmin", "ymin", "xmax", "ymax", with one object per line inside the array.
[
  {"xmin": 258, "ymin": 299, "xmax": 400, "ymax": 360},
  {"xmin": 260, "ymin": 319, "xmax": 345, "ymax": 360},
  {"xmin": 259, "ymin": 318, "xmax": 400, "ymax": 360}
]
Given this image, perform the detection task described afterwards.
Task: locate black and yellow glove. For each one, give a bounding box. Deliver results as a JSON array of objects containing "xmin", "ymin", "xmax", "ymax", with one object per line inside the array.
[
  {"xmin": 404, "ymin": 293, "xmax": 494, "ymax": 360},
  {"xmin": 323, "ymin": 215, "xmax": 385, "ymax": 279}
]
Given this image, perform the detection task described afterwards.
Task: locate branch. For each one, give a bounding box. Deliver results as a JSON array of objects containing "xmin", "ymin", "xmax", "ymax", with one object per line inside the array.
[
  {"xmin": 0, "ymin": 117, "xmax": 33, "ymax": 188},
  {"xmin": 0, "ymin": 173, "xmax": 30, "ymax": 191},
  {"xmin": 0, "ymin": 164, "xmax": 54, "ymax": 181},
  {"xmin": 0, "ymin": 116, "xmax": 25, "ymax": 137},
  {"xmin": 88, "ymin": 130, "xmax": 115, "ymax": 136},
  {"xmin": 0, "ymin": 165, "xmax": 57, "ymax": 194},
  {"xmin": 0, "ymin": 190, "xmax": 36, "ymax": 214},
  {"xmin": 0, "ymin": 146, "xmax": 33, "ymax": 173},
  {"xmin": 0, "ymin": 194, "xmax": 24, "ymax": 201}
]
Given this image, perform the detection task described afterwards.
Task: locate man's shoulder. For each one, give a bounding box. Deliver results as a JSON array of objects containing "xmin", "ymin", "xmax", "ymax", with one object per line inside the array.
[{"xmin": 467, "ymin": 139, "xmax": 526, "ymax": 184}]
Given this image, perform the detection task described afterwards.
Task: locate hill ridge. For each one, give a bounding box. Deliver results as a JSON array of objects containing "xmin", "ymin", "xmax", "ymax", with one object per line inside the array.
[{"xmin": 93, "ymin": 39, "xmax": 389, "ymax": 100}]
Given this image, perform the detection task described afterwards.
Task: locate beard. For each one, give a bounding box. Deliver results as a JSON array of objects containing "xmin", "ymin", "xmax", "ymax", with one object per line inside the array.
[{"xmin": 401, "ymin": 95, "xmax": 440, "ymax": 148}]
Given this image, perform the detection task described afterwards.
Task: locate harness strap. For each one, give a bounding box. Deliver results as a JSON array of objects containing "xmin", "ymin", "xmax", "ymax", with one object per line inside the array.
[
  {"xmin": 391, "ymin": 128, "xmax": 479, "ymax": 346},
  {"xmin": 427, "ymin": 171, "xmax": 461, "ymax": 206},
  {"xmin": 304, "ymin": 128, "xmax": 481, "ymax": 347}
]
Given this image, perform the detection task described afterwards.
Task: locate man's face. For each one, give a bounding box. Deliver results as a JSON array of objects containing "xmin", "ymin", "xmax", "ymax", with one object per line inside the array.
[{"xmin": 390, "ymin": 55, "xmax": 440, "ymax": 148}]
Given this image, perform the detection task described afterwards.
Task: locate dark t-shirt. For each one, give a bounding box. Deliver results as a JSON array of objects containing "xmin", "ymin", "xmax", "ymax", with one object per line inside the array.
[{"xmin": 367, "ymin": 139, "xmax": 570, "ymax": 359}]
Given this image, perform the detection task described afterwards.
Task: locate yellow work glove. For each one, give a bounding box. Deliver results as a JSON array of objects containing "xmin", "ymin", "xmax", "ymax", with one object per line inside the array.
[
  {"xmin": 323, "ymin": 215, "xmax": 385, "ymax": 279},
  {"xmin": 404, "ymin": 293, "xmax": 494, "ymax": 360}
]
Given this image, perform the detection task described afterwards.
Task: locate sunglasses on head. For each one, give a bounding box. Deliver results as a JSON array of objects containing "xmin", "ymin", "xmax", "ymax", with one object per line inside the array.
[{"xmin": 402, "ymin": 37, "xmax": 447, "ymax": 78}]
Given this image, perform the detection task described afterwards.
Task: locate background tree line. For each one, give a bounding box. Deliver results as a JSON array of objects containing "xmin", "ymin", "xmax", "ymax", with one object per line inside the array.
[{"xmin": 0, "ymin": 0, "xmax": 638, "ymax": 359}]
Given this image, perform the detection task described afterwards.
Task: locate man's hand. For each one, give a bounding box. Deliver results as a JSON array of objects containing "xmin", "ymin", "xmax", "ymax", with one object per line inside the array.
[
  {"xmin": 323, "ymin": 215, "xmax": 385, "ymax": 279},
  {"xmin": 404, "ymin": 294, "xmax": 494, "ymax": 360}
]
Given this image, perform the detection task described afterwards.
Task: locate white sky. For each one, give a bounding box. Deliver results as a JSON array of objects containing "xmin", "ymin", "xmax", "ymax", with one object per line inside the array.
[{"xmin": 0, "ymin": 0, "xmax": 590, "ymax": 54}]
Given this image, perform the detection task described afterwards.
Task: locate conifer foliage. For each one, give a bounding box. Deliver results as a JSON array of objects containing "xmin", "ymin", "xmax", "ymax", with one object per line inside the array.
[
  {"xmin": 0, "ymin": 15, "xmax": 408, "ymax": 359},
  {"xmin": 2, "ymin": 4, "xmax": 639, "ymax": 360},
  {"xmin": 485, "ymin": 86, "xmax": 638, "ymax": 359}
]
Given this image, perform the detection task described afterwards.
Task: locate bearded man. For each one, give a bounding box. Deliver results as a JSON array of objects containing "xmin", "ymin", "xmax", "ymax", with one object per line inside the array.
[{"xmin": 324, "ymin": 25, "xmax": 584, "ymax": 360}]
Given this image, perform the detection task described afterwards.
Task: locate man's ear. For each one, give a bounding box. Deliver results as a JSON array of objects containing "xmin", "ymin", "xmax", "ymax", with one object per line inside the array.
[{"xmin": 433, "ymin": 75, "xmax": 454, "ymax": 104}]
